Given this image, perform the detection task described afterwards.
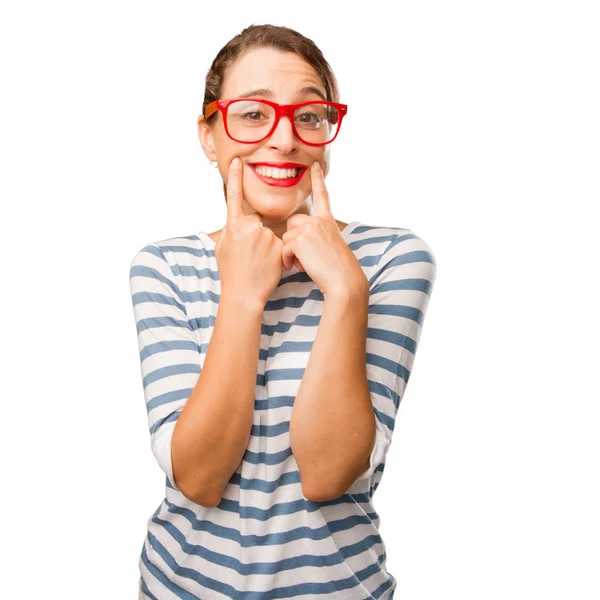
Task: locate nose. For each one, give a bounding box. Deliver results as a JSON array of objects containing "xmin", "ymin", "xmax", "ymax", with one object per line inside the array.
[{"xmin": 267, "ymin": 114, "xmax": 298, "ymax": 153}]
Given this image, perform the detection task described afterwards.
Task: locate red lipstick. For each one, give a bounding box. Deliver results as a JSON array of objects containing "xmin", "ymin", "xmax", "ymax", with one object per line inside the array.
[{"xmin": 248, "ymin": 162, "xmax": 308, "ymax": 188}]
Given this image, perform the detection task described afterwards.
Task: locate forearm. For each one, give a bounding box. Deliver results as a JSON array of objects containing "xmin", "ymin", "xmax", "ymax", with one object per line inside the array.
[
  {"xmin": 172, "ymin": 294, "xmax": 263, "ymax": 506},
  {"xmin": 289, "ymin": 283, "xmax": 376, "ymax": 500}
]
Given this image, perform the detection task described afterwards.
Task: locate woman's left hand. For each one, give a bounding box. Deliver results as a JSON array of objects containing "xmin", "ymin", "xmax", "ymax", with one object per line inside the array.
[{"xmin": 281, "ymin": 162, "xmax": 368, "ymax": 298}]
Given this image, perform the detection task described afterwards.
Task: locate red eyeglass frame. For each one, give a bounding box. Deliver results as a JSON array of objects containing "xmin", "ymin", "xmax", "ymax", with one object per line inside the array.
[{"xmin": 203, "ymin": 98, "xmax": 348, "ymax": 146}]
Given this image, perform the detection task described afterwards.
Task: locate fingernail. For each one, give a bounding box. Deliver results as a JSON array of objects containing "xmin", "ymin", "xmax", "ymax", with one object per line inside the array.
[
  {"xmin": 312, "ymin": 161, "xmax": 319, "ymax": 169},
  {"xmin": 233, "ymin": 157, "xmax": 241, "ymax": 168}
]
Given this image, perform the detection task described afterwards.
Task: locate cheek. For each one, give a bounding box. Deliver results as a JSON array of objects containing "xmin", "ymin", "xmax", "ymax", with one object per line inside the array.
[{"xmin": 219, "ymin": 151, "xmax": 248, "ymax": 181}]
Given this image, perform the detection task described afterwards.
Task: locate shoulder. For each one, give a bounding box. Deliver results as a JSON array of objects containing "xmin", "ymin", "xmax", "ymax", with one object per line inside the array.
[
  {"xmin": 345, "ymin": 223, "xmax": 436, "ymax": 290},
  {"xmin": 379, "ymin": 227, "xmax": 436, "ymax": 267},
  {"xmin": 346, "ymin": 223, "xmax": 435, "ymax": 264},
  {"xmin": 129, "ymin": 231, "xmax": 211, "ymax": 272}
]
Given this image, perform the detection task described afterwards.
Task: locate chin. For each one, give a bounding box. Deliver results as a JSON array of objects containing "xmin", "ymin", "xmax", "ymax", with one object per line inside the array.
[
  {"xmin": 248, "ymin": 203, "xmax": 294, "ymax": 221},
  {"xmin": 246, "ymin": 188, "xmax": 308, "ymax": 215}
]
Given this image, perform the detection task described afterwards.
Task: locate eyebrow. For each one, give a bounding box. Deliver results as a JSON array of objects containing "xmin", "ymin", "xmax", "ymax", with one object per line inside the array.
[{"xmin": 235, "ymin": 86, "xmax": 327, "ymax": 102}]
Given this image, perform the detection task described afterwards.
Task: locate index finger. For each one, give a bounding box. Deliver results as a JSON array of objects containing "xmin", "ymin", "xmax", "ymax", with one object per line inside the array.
[
  {"xmin": 310, "ymin": 161, "xmax": 332, "ymax": 218},
  {"xmin": 226, "ymin": 157, "xmax": 244, "ymax": 224}
]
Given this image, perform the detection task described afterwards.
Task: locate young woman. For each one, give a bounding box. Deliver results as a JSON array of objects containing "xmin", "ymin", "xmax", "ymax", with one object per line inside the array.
[{"xmin": 130, "ymin": 23, "xmax": 436, "ymax": 600}]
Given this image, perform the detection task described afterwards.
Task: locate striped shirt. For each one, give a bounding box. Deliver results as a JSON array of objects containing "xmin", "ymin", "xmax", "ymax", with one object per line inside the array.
[{"xmin": 129, "ymin": 221, "xmax": 436, "ymax": 599}]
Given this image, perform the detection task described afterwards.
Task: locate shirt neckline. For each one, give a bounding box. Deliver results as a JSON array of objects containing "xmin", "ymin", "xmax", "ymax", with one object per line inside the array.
[{"xmin": 197, "ymin": 220, "xmax": 361, "ymax": 252}]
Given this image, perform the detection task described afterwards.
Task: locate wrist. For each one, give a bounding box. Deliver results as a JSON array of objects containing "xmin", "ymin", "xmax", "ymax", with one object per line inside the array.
[
  {"xmin": 323, "ymin": 278, "xmax": 369, "ymax": 304},
  {"xmin": 219, "ymin": 293, "xmax": 265, "ymax": 316}
]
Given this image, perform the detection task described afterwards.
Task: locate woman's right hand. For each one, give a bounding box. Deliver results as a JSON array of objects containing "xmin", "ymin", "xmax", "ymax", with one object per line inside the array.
[{"xmin": 214, "ymin": 157, "xmax": 285, "ymax": 308}]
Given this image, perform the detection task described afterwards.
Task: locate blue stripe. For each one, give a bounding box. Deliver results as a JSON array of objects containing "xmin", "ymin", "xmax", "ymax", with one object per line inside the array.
[
  {"xmin": 132, "ymin": 224, "xmax": 433, "ymax": 599},
  {"xmin": 146, "ymin": 527, "xmax": 391, "ymax": 598}
]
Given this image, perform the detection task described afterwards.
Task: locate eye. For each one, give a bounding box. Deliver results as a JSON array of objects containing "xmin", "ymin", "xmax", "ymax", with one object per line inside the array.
[
  {"xmin": 241, "ymin": 110, "xmax": 267, "ymax": 121},
  {"xmin": 296, "ymin": 112, "xmax": 320, "ymax": 123}
]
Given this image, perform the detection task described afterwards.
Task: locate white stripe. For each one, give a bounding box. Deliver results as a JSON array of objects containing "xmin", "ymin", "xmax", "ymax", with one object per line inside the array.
[{"xmin": 130, "ymin": 221, "xmax": 435, "ymax": 598}]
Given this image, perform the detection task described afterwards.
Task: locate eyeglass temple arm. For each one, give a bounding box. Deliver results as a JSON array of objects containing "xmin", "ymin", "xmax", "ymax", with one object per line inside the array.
[{"xmin": 204, "ymin": 101, "xmax": 219, "ymax": 120}]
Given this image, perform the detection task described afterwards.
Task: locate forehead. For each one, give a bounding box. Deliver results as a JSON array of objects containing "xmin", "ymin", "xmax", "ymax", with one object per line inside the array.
[{"xmin": 222, "ymin": 47, "xmax": 326, "ymax": 102}]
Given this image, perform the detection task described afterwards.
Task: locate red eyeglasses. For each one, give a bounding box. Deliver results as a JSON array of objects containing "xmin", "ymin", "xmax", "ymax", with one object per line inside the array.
[{"xmin": 203, "ymin": 98, "xmax": 348, "ymax": 146}]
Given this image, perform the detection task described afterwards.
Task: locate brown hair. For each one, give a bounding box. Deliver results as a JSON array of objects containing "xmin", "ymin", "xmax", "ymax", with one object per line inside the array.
[
  {"xmin": 200, "ymin": 24, "xmax": 340, "ymax": 198},
  {"xmin": 202, "ymin": 24, "xmax": 339, "ymax": 122}
]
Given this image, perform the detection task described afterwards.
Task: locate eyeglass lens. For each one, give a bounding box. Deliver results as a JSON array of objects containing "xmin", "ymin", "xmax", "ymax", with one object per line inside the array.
[{"xmin": 226, "ymin": 100, "xmax": 340, "ymax": 144}]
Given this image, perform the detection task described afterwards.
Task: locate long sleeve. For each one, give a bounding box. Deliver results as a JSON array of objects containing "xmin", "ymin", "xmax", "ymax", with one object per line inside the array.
[
  {"xmin": 354, "ymin": 229, "xmax": 437, "ymax": 484},
  {"xmin": 129, "ymin": 243, "xmax": 202, "ymax": 490}
]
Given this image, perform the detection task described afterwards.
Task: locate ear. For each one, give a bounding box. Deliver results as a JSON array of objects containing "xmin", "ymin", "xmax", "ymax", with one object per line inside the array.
[{"xmin": 197, "ymin": 115, "xmax": 217, "ymax": 162}]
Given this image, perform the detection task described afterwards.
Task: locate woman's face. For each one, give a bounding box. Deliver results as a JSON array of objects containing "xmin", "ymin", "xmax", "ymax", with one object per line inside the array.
[{"xmin": 198, "ymin": 47, "xmax": 331, "ymax": 227}]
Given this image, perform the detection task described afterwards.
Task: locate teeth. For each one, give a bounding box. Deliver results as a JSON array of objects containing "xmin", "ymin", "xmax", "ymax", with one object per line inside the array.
[{"xmin": 255, "ymin": 165, "xmax": 300, "ymax": 179}]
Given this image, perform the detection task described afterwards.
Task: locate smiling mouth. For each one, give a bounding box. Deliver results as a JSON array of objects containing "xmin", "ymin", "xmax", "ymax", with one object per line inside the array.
[{"xmin": 249, "ymin": 164, "xmax": 308, "ymax": 187}]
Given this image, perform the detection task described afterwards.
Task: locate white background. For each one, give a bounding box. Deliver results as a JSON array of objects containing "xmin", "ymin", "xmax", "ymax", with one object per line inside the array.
[{"xmin": 2, "ymin": 1, "xmax": 599, "ymax": 598}]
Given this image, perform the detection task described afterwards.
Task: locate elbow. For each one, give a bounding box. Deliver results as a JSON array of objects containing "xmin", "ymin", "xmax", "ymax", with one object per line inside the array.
[
  {"xmin": 302, "ymin": 442, "xmax": 375, "ymax": 503},
  {"xmin": 170, "ymin": 433, "xmax": 223, "ymax": 507},
  {"xmin": 174, "ymin": 467, "xmax": 222, "ymax": 507},
  {"xmin": 192, "ymin": 492, "xmax": 222, "ymax": 508},
  {"xmin": 179, "ymin": 480, "xmax": 222, "ymax": 508},
  {"xmin": 301, "ymin": 477, "xmax": 342, "ymax": 503},
  {"xmin": 303, "ymin": 486, "xmax": 340, "ymax": 503}
]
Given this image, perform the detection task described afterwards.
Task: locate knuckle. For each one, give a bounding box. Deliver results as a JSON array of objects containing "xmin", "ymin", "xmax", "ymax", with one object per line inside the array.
[{"xmin": 225, "ymin": 224, "xmax": 240, "ymax": 238}]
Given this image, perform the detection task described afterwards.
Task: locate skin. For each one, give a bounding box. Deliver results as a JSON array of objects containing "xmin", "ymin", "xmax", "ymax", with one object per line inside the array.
[
  {"xmin": 191, "ymin": 48, "xmax": 372, "ymax": 500},
  {"xmin": 197, "ymin": 47, "xmax": 348, "ymax": 244}
]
